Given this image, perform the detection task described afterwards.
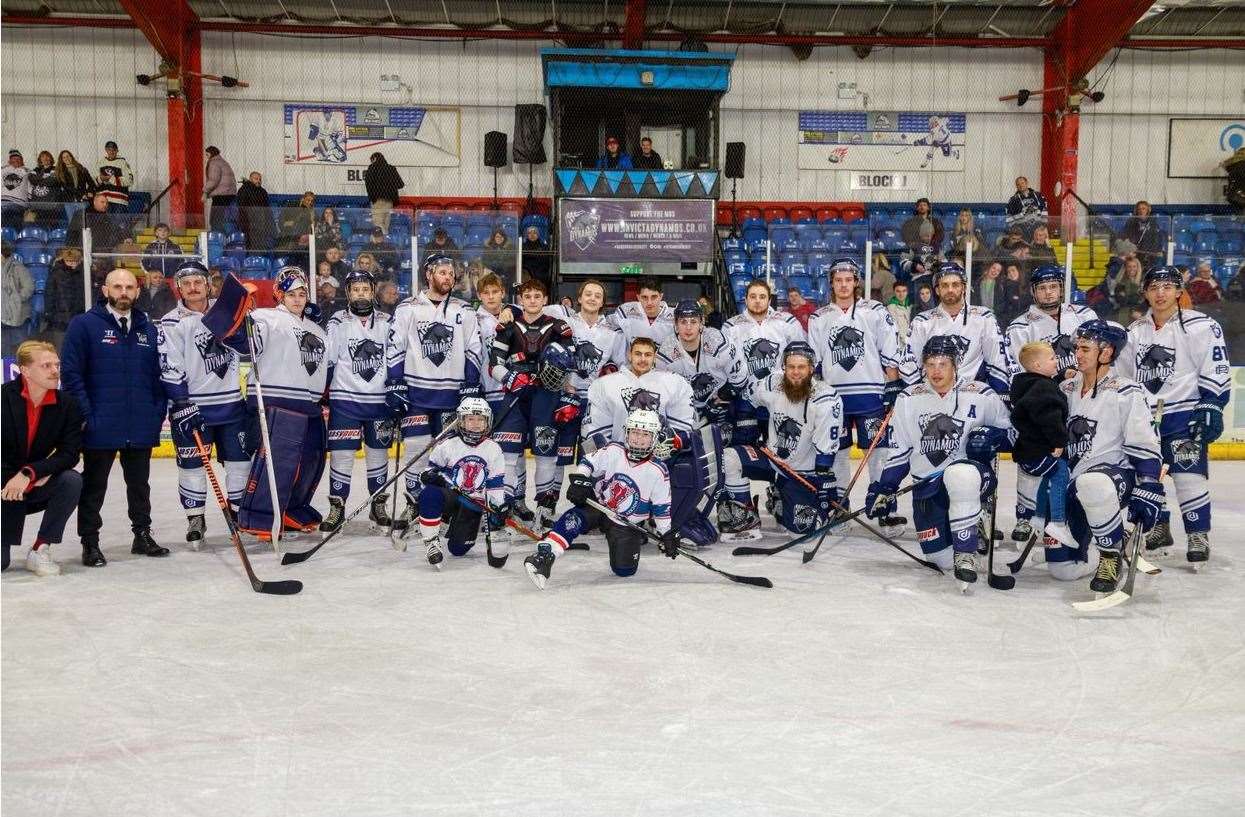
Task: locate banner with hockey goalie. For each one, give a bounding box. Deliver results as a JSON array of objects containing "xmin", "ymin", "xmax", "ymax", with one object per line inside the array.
[
  {"xmin": 283, "ymin": 103, "xmax": 461, "ymax": 167},
  {"xmin": 798, "ymin": 110, "xmax": 967, "ymax": 172}
]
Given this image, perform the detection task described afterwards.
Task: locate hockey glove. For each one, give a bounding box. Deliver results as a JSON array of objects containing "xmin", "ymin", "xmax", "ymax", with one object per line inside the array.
[
  {"xmin": 966, "ymin": 427, "xmax": 1006, "ymax": 464},
  {"xmin": 419, "ymin": 467, "xmax": 449, "ymax": 489},
  {"xmin": 503, "ymin": 371, "xmax": 535, "ymax": 393},
  {"xmin": 566, "ymin": 473, "xmax": 595, "ymax": 507},
  {"xmin": 384, "ymin": 379, "xmax": 409, "ymax": 417},
  {"xmin": 487, "ymin": 498, "xmax": 511, "ymax": 531},
  {"xmin": 1187, "ymin": 401, "xmax": 1224, "ymax": 445},
  {"xmin": 1128, "ymin": 480, "xmax": 1166, "ymax": 532},
  {"xmin": 553, "ymin": 394, "xmax": 582, "ymax": 425},
  {"xmin": 815, "ymin": 475, "xmax": 838, "ymax": 518},
  {"xmin": 302, "ymin": 301, "xmax": 322, "ymax": 324},
  {"xmin": 865, "ymin": 481, "xmax": 896, "ymax": 521},
  {"xmin": 882, "ymin": 379, "xmax": 904, "ymax": 409},
  {"xmin": 659, "ymin": 530, "xmax": 680, "ymax": 559},
  {"xmin": 653, "ymin": 426, "xmax": 676, "ymax": 461},
  {"xmin": 170, "ymin": 400, "xmax": 205, "ymax": 437},
  {"xmin": 702, "ymin": 400, "xmax": 729, "ymax": 425},
  {"xmin": 458, "ymin": 382, "xmax": 481, "ymax": 400}
]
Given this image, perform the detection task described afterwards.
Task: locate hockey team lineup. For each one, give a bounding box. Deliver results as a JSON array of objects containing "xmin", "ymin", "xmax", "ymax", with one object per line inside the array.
[{"xmin": 157, "ymin": 252, "xmax": 1228, "ymax": 610}]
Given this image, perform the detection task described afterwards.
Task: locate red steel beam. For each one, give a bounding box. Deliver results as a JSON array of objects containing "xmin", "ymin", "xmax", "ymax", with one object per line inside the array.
[{"xmin": 623, "ymin": 0, "xmax": 647, "ymax": 49}]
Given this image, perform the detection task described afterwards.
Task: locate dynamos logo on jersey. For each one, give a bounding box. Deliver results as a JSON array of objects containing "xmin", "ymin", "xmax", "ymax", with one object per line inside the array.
[
  {"xmin": 1049, "ymin": 333, "xmax": 1077, "ymax": 372},
  {"xmin": 573, "ymin": 340, "xmax": 602, "ymax": 378},
  {"xmin": 1066, "ymin": 415, "xmax": 1098, "ymax": 464},
  {"xmin": 348, "ymin": 337, "xmax": 384, "ymax": 382},
  {"xmin": 417, "ymin": 321, "xmax": 455, "ymax": 366},
  {"xmin": 827, "ymin": 325, "xmax": 866, "ymax": 371},
  {"xmin": 621, "ymin": 387, "xmax": 661, "ymax": 413},
  {"xmin": 1136, "ymin": 344, "xmax": 1176, "ymax": 394},
  {"xmin": 194, "ymin": 328, "xmax": 233, "ymax": 379},
  {"xmin": 918, "ymin": 412, "xmax": 963, "ymax": 466},
  {"xmin": 743, "ymin": 338, "xmax": 779, "ymax": 379},
  {"xmin": 597, "ymin": 473, "xmax": 641, "ymax": 515},
  {"xmin": 792, "ymin": 505, "xmax": 820, "ymax": 533},
  {"xmin": 689, "ymin": 372, "xmax": 718, "ymax": 404},
  {"xmin": 293, "ymin": 330, "xmax": 325, "ymax": 375},
  {"xmin": 772, "ymin": 413, "xmax": 804, "ymax": 460}
]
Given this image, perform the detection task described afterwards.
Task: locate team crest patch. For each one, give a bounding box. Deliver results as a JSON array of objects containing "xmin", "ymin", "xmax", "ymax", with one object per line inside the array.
[
  {"xmin": 293, "ymin": 329, "xmax": 325, "ymax": 375},
  {"xmin": 452, "ymin": 456, "xmax": 489, "ymax": 492},
  {"xmin": 417, "ymin": 321, "xmax": 455, "ymax": 367},
  {"xmin": 1135, "ymin": 344, "xmax": 1175, "ymax": 394},
  {"xmin": 917, "ymin": 412, "xmax": 964, "ymax": 467},
  {"xmin": 621, "ymin": 387, "xmax": 661, "ymax": 412},
  {"xmin": 826, "ymin": 325, "xmax": 866, "ymax": 371},
  {"xmin": 743, "ymin": 338, "xmax": 779, "ymax": 378},
  {"xmin": 791, "ymin": 505, "xmax": 820, "ymax": 533},
  {"xmin": 1066, "ymin": 415, "xmax": 1098, "ymax": 463},
  {"xmin": 348, "ymin": 337, "xmax": 384, "ymax": 382},
  {"xmin": 597, "ymin": 473, "xmax": 641, "ymax": 515},
  {"xmin": 195, "ymin": 328, "xmax": 233, "ymax": 379},
  {"xmin": 772, "ymin": 413, "xmax": 803, "ymax": 460}
]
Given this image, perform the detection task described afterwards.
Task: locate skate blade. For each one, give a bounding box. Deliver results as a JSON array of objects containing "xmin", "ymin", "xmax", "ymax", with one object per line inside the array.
[
  {"xmin": 1188, "ymin": 560, "xmax": 1205, "ymax": 573},
  {"xmin": 524, "ymin": 563, "xmax": 547, "ymax": 590},
  {"xmin": 958, "ymin": 581, "xmax": 973, "ymax": 594},
  {"xmin": 719, "ymin": 530, "xmax": 763, "ymax": 543}
]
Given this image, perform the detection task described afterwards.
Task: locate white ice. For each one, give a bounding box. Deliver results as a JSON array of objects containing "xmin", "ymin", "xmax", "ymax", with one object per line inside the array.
[{"xmin": 3, "ymin": 459, "xmax": 1244, "ymax": 817}]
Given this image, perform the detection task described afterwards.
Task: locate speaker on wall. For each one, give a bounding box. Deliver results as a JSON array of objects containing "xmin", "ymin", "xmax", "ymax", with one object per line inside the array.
[
  {"xmin": 484, "ymin": 131, "xmax": 508, "ymax": 168},
  {"xmin": 724, "ymin": 142, "xmax": 746, "ymax": 179},
  {"xmin": 513, "ymin": 104, "xmax": 547, "ymax": 165}
]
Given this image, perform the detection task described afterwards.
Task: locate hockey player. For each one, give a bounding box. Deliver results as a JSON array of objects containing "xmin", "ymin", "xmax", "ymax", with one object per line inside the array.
[
  {"xmin": 320, "ymin": 269, "xmax": 396, "ymax": 533},
  {"xmin": 656, "ymin": 299, "xmax": 747, "ymax": 427},
  {"xmin": 523, "ymin": 409, "xmax": 675, "ymax": 589},
  {"xmin": 387, "ymin": 254, "xmax": 482, "ymax": 526},
  {"xmin": 866, "ymin": 335, "xmax": 1013, "ymax": 585},
  {"xmin": 722, "ymin": 279, "xmax": 807, "ymax": 445},
  {"xmin": 157, "ymin": 260, "xmax": 250, "ymax": 545},
  {"xmin": 1116, "ymin": 266, "xmax": 1229, "ymax": 565},
  {"xmin": 716, "ymin": 342, "xmax": 842, "ymax": 541},
  {"xmin": 902, "ymin": 262, "xmax": 1014, "ymax": 394},
  {"xmin": 1005, "ymin": 264, "xmax": 1096, "ymax": 542},
  {"xmin": 1050, "ymin": 320, "xmax": 1165, "ymax": 591},
  {"xmin": 807, "ymin": 258, "xmax": 905, "ymax": 526},
  {"xmin": 602, "ymin": 276, "xmax": 674, "ymax": 347},
  {"xmin": 582, "ymin": 336, "xmax": 696, "ymax": 456},
  {"xmin": 913, "ymin": 115, "xmax": 960, "ymax": 169},
  {"xmin": 488, "ymin": 278, "xmax": 577, "ymax": 527},
  {"xmin": 413, "ymin": 398, "xmax": 513, "ymax": 569}
]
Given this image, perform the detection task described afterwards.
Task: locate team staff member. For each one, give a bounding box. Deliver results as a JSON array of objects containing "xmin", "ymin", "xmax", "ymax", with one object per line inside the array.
[
  {"xmin": 2, "ymin": 341, "xmax": 83, "ymax": 576},
  {"xmin": 60, "ymin": 268, "xmax": 169, "ymax": 567}
]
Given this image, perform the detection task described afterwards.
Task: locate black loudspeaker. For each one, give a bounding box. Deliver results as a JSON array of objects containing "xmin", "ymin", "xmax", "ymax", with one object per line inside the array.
[
  {"xmin": 484, "ymin": 131, "xmax": 508, "ymax": 168},
  {"xmin": 724, "ymin": 142, "xmax": 746, "ymax": 179},
  {"xmin": 513, "ymin": 104, "xmax": 548, "ymax": 165}
]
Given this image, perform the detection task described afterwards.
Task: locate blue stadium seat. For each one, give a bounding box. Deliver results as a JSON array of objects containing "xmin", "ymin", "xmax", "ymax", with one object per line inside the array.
[
  {"xmin": 787, "ymin": 274, "xmax": 818, "ymax": 301},
  {"xmin": 443, "ymin": 225, "xmax": 466, "ymax": 245},
  {"xmin": 466, "ymin": 212, "xmax": 493, "ymax": 230},
  {"xmin": 1219, "ymin": 256, "xmax": 1243, "ymax": 284},
  {"xmin": 338, "ymin": 221, "xmax": 353, "ymax": 241},
  {"xmin": 1174, "ymin": 238, "xmax": 1194, "ymax": 254},
  {"xmin": 730, "ymin": 275, "xmax": 751, "ymax": 304},
  {"xmin": 47, "ymin": 227, "xmax": 67, "ymax": 243},
  {"xmin": 28, "ymin": 264, "xmax": 49, "ymax": 292},
  {"xmin": 767, "ymin": 217, "xmax": 791, "ymax": 226},
  {"xmin": 0, "ymin": 227, "xmax": 16, "ymax": 244},
  {"xmin": 273, "ymin": 255, "xmax": 290, "ymax": 271},
  {"xmin": 726, "ymin": 259, "xmax": 749, "ymax": 277},
  {"xmin": 837, "ymin": 239, "xmax": 860, "ymax": 254},
  {"xmin": 465, "ymin": 227, "xmax": 493, "ymax": 246},
  {"xmin": 807, "ymin": 237, "xmax": 831, "ymax": 252},
  {"xmin": 742, "ymin": 229, "xmax": 768, "ymax": 249},
  {"xmin": 807, "ymin": 252, "xmax": 832, "ymax": 276},
  {"xmin": 18, "ymin": 225, "xmax": 47, "ymax": 244},
  {"xmin": 724, "ymin": 250, "xmax": 748, "ymax": 268},
  {"xmin": 1216, "ymin": 238, "xmax": 1243, "ymax": 254},
  {"xmin": 348, "ymin": 234, "xmax": 370, "ymax": 252},
  {"xmin": 461, "ymin": 243, "xmax": 484, "ymax": 264},
  {"xmin": 225, "ymin": 231, "xmax": 245, "ymax": 246},
  {"xmin": 1189, "ymin": 219, "xmax": 1216, "ymax": 234},
  {"xmin": 243, "ymin": 256, "xmax": 271, "ymax": 278},
  {"xmin": 721, "ymin": 236, "xmax": 744, "ymax": 254},
  {"xmin": 824, "ymin": 227, "xmax": 848, "ymax": 245},
  {"xmin": 779, "ymin": 235, "xmax": 801, "ymax": 255},
  {"xmin": 225, "ymin": 243, "xmax": 246, "ymax": 264},
  {"xmin": 750, "ymin": 260, "xmax": 779, "ymax": 279},
  {"xmin": 782, "ymin": 257, "xmax": 809, "ymax": 278},
  {"xmin": 215, "ymin": 257, "xmax": 239, "ymax": 274},
  {"xmin": 1195, "ymin": 236, "xmax": 1217, "ymax": 254}
]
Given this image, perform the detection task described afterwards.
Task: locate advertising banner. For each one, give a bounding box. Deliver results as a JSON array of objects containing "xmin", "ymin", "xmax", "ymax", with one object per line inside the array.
[{"xmin": 558, "ymin": 198, "xmax": 715, "ymax": 263}]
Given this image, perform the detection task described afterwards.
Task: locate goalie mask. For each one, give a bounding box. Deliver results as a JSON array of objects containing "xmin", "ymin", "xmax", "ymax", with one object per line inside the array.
[
  {"xmin": 538, "ymin": 342, "xmax": 574, "ymax": 392},
  {"xmin": 456, "ymin": 397, "xmax": 493, "ymax": 446},
  {"xmin": 623, "ymin": 409, "xmax": 661, "ymax": 462}
]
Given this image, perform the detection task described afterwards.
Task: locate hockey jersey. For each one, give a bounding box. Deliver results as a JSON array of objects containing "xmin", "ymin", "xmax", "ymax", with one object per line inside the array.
[
  {"xmin": 722, "ymin": 309, "xmax": 807, "ymax": 389},
  {"xmin": 582, "ymin": 367, "xmax": 696, "ymax": 450},
  {"xmin": 1006, "ymin": 303, "xmax": 1096, "ymax": 376},
  {"xmin": 902, "ymin": 304, "xmax": 1014, "ymax": 394},
  {"xmin": 387, "ymin": 292, "xmax": 481, "ymax": 411},
  {"xmin": 1060, "ymin": 372, "xmax": 1161, "ymax": 480},
  {"xmin": 656, "ymin": 327, "xmax": 748, "ymax": 414},
  {"xmin": 603, "ymin": 301, "xmax": 675, "ymax": 347},
  {"xmin": 748, "ymin": 375, "xmax": 842, "ymax": 475},
  {"xmin": 807, "ymin": 298, "xmax": 903, "ymax": 415},
  {"xmin": 246, "ymin": 304, "xmax": 329, "ymax": 411},
  {"xmin": 325, "ymin": 309, "xmax": 392, "ymax": 421},
  {"xmin": 1118, "ymin": 310, "xmax": 1230, "ymax": 437},
  {"xmin": 578, "ymin": 442, "xmax": 672, "ymax": 533},
  {"xmin": 881, "ymin": 380, "xmax": 1012, "ymax": 483},
  {"xmin": 427, "ymin": 435, "xmax": 508, "ymax": 509},
  {"xmin": 488, "ymin": 311, "xmax": 575, "ymax": 385},
  {"xmin": 476, "ymin": 304, "xmax": 511, "ymax": 402},
  {"xmin": 157, "ymin": 302, "xmax": 245, "ymax": 425},
  {"xmin": 547, "ymin": 305, "xmax": 627, "ymax": 398}
]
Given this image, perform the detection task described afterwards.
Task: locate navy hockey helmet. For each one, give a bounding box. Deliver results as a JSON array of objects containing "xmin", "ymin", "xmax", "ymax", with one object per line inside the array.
[
  {"xmin": 172, "ymin": 260, "xmax": 210, "ymax": 286},
  {"xmin": 422, "ymin": 253, "xmax": 457, "ymax": 281},
  {"xmin": 537, "ymin": 342, "xmax": 574, "ymax": 391},
  {"xmin": 1075, "ymin": 319, "xmax": 1127, "ymax": 362},
  {"xmin": 931, "ymin": 261, "xmax": 966, "ymax": 289},
  {"xmin": 673, "ymin": 299, "xmax": 703, "ymax": 322},
  {"xmin": 922, "ymin": 334, "xmax": 963, "ymax": 366},
  {"xmin": 1142, "ymin": 265, "xmax": 1183, "ymax": 290},
  {"xmin": 782, "ymin": 340, "xmax": 817, "ymax": 367},
  {"xmin": 1028, "ymin": 264, "xmax": 1065, "ymax": 291},
  {"xmin": 343, "ymin": 268, "xmax": 376, "ymax": 290},
  {"xmin": 828, "ymin": 258, "xmax": 862, "ymax": 280}
]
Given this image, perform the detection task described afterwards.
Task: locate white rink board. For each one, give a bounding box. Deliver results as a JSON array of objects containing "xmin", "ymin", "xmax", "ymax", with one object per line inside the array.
[{"xmin": 3, "ymin": 459, "xmax": 1244, "ymax": 817}]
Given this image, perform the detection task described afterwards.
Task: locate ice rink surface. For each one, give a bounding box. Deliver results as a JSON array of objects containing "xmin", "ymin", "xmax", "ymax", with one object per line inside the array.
[{"xmin": 3, "ymin": 459, "xmax": 1244, "ymax": 817}]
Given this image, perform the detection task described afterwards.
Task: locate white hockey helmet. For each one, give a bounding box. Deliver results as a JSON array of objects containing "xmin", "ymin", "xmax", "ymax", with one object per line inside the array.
[
  {"xmin": 623, "ymin": 409, "xmax": 661, "ymax": 462},
  {"xmin": 456, "ymin": 397, "xmax": 493, "ymax": 445}
]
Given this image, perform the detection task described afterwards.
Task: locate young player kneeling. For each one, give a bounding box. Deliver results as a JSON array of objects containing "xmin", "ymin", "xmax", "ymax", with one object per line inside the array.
[{"xmin": 524, "ymin": 410, "xmax": 674, "ymax": 589}]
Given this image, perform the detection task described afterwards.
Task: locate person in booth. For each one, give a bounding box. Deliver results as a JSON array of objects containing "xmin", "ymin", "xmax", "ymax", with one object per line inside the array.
[{"xmin": 596, "ymin": 136, "xmax": 633, "ymax": 170}]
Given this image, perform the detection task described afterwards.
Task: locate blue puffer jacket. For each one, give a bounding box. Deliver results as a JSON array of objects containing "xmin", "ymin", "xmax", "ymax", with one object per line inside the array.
[{"xmin": 60, "ymin": 302, "xmax": 167, "ymax": 449}]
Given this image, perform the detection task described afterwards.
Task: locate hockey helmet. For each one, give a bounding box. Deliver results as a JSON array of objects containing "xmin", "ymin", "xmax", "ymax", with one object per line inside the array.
[
  {"xmin": 931, "ymin": 261, "xmax": 966, "ymax": 289},
  {"xmin": 623, "ymin": 409, "xmax": 662, "ymax": 462},
  {"xmin": 828, "ymin": 257, "xmax": 862, "ymax": 280},
  {"xmin": 1142, "ymin": 265, "xmax": 1183, "ymax": 290},
  {"xmin": 422, "ymin": 253, "xmax": 457, "ymax": 281},
  {"xmin": 274, "ymin": 266, "xmax": 309, "ymax": 295},
  {"xmin": 922, "ymin": 334, "xmax": 963, "ymax": 365},
  {"xmin": 1075, "ymin": 319, "xmax": 1127, "ymax": 363},
  {"xmin": 172, "ymin": 260, "xmax": 210, "ymax": 286},
  {"xmin": 782, "ymin": 340, "xmax": 817, "ymax": 367},
  {"xmin": 673, "ymin": 299, "xmax": 703, "ymax": 322},
  {"xmin": 537, "ymin": 342, "xmax": 574, "ymax": 392},
  {"xmin": 344, "ymin": 268, "xmax": 376, "ymax": 290},
  {"xmin": 456, "ymin": 397, "xmax": 493, "ymax": 446},
  {"xmin": 1028, "ymin": 264, "xmax": 1065, "ymax": 291}
]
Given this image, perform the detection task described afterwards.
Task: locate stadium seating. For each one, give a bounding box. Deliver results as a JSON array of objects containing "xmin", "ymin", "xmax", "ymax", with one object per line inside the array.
[{"xmin": 243, "ymin": 256, "xmax": 271, "ymax": 278}]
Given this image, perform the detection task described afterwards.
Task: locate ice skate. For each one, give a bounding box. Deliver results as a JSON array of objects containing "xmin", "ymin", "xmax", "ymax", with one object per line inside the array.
[
  {"xmin": 1090, "ymin": 551, "xmax": 1122, "ymax": 593},
  {"xmin": 954, "ymin": 551, "xmax": 977, "ymax": 591},
  {"xmin": 424, "ymin": 536, "xmax": 445, "ymax": 569},
  {"xmin": 1010, "ymin": 518, "xmax": 1034, "ymax": 543},
  {"xmin": 25, "ymin": 545, "xmax": 60, "ymax": 577},
  {"xmin": 717, "ymin": 499, "xmax": 761, "ymax": 542},
  {"xmin": 524, "ymin": 542, "xmax": 554, "ymax": 589},
  {"xmin": 319, "ymin": 497, "xmax": 345, "ymax": 533},
  {"xmin": 1186, "ymin": 532, "xmax": 1209, "ymax": 571},
  {"xmin": 368, "ymin": 493, "xmax": 394, "ymax": 529},
  {"xmin": 185, "ymin": 514, "xmax": 206, "ymax": 548},
  {"xmin": 877, "ymin": 513, "xmax": 907, "ymax": 535},
  {"xmin": 1142, "ymin": 520, "xmax": 1173, "ymax": 556},
  {"xmin": 392, "ymin": 493, "xmax": 418, "ymax": 550},
  {"xmin": 512, "ymin": 500, "xmax": 537, "ymax": 525},
  {"xmin": 536, "ymin": 492, "xmax": 559, "ymax": 532}
]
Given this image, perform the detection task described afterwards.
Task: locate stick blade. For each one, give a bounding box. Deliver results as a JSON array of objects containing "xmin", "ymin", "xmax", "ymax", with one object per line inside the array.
[
  {"xmin": 987, "ymin": 573, "xmax": 1015, "ymax": 591},
  {"xmin": 280, "ymin": 546, "xmax": 318, "ymax": 566},
  {"xmin": 1071, "ymin": 590, "xmax": 1131, "ymax": 612},
  {"xmin": 731, "ymin": 544, "xmax": 788, "ymax": 557},
  {"xmin": 257, "ymin": 579, "xmax": 304, "ymax": 596},
  {"xmin": 729, "ymin": 574, "xmax": 774, "ymax": 589}
]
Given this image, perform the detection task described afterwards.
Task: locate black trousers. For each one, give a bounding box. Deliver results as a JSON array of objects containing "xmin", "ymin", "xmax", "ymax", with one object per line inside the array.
[
  {"xmin": 78, "ymin": 448, "xmax": 153, "ymax": 546},
  {"xmin": 210, "ymin": 195, "xmax": 236, "ymax": 232},
  {"xmin": 1, "ymin": 471, "xmax": 84, "ymax": 568}
]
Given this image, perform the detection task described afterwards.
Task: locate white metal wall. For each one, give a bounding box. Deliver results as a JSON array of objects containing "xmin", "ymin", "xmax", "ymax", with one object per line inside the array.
[{"xmin": 3, "ymin": 27, "xmax": 1241, "ymax": 206}]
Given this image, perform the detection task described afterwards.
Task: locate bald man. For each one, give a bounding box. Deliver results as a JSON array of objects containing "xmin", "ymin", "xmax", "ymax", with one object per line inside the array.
[{"xmin": 61, "ymin": 268, "xmax": 170, "ymax": 567}]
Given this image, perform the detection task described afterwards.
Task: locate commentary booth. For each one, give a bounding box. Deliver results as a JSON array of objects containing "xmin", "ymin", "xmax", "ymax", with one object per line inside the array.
[{"xmin": 541, "ymin": 48, "xmax": 733, "ymax": 305}]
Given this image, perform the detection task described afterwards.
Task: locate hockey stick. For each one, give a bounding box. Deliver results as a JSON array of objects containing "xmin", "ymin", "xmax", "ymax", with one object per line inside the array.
[
  {"xmin": 583, "ymin": 498, "xmax": 773, "ymax": 588},
  {"xmin": 193, "ymin": 431, "xmax": 303, "ymax": 596},
  {"xmin": 802, "ymin": 408, "xmax": 894, "ymax": 563},
  {"xmin": 245, "ymin": 317, "xmax": 285, "ymax": 551},
  {"xmin": 388, "ymin": 429, "xmax": 402, "ymax": 540},
  {"xmin": 756, "ymin": 447, "xmax": 943, "ymax": 574},
  {"xmin": 984, "ymin": 462, "xmax": 1015, "ymax": 590},
  {"xmin": 1071, "ymin": 524, "xmax": 1147, "ymax": 612}
]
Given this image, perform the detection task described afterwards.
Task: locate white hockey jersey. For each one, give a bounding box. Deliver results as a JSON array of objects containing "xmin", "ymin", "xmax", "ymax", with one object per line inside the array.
[
  {"xmin": 547, "ymin": 305, "xmax": 628, "ymax": 398},
  {"xmin": 476, "ymin": 304, "xmax": 512, "ymax": 402},
  {"xmin": 427, "ymin": 435, "xmax": 508, "ymax": 509},
  {"xmin": 582, "ymin": 367, "xmax": 696, "ymax": 449},
  {"xmin": 1005, "ymin": 303, "xmax": 1096, "ymax": 376},
  {"xmin": 246, "ymin": 304, "xmax": 328, "ymax": 411},
  {"xmin": 721, "ymin": 309, "xmax": 807, "ymax": 389},
  {"xmin": 881, "ymin": 380, "xmax": 1012, "ymax": 482},
  {"xmin": 807, "ymin": 298, "xmax": 903, "ymax": 415},
  {"xmin": 577, "ymin": 442, "xmax": 672, "ymax": 533},
  {"xmin": 656, "ymin": 327, "xmax": 748, "ymax": 414},
  {"xmin": 1060, "ymin": 372, "xmax": 1161, "ymax": 480},
  {"xmin": 157, "ymin": 302, "xmax": 245, "ymax": 425},
  {"xmin": 603, "ymin": 301, "xmax": 675, "ymax": 347},
  {"xmin": 387, "ymin": 292, "xmax": 482, "ymax": 411},
  {"xmin": 748, "ymin": 375, "xmax": 843, "ymax": 475},
  {"xmin": 1117, "ymin": 309, "xmax": 1230, "ymax": 437},
  {"xmin": 325, "ymin": 308, "xmax": 392, "ymax": 421},
  {"xmin": 902, "ymin": 304, "xmax": 1014, "ymax": 393}
]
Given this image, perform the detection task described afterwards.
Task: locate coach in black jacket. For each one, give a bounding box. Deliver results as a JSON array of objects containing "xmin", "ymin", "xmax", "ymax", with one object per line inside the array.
[{"xmin": 2, "ymin": 340, "xmax": 83, "ymax": 574}]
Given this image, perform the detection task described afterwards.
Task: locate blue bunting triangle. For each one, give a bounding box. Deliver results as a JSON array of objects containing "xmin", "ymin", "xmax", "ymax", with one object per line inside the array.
[
  {"xmin": 555, "ymin": 170, "xmax": 579, "ymax": 193},
  {"xmin": 674, "ymin": 172, "xmax": 694, "ymax": 196},
  {"xmin": 604, "ymin": 170, "xmax": 624, "ymax": 194}
]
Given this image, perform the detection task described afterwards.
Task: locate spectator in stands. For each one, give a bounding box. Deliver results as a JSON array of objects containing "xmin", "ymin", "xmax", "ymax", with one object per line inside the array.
[
  {"xmin": 2, "ymin": 242, "xmax": 34, "ymax": 357},
  {"xmin": 785, "ymin": 287, "xmax": 815, "ymax": 330},
  {"xmin": 697, "ymin": 294, "xmax": 724, "ymax": 329},
  {"xmin": 1005, "ymin": 176, "xmax": 1048, "ymax": 237},
  {"xmin": 98, "ymin": 141, "xmax": 133, "ymax": 210},
  {"xmin": 1, "ymin": 340, "xmax": 84, "ymax": 576},
  {"xmin": 913, "ymin": 283, "xmax": 936, "ymax": 316},
  {"xmin": 28, "ymin": 150, "xmax": 61, "ymax": 225},
  {"xmin": 1112, "ymin": 254, "xmax": 1145, "ymax": 324},
  {"xmin": 521, "ymin": 225, "xmax": 550, "ymax": 288},
  {"xmin": 424, "ymin": 228, "xmax": 459, "ymax": 260},
  {"xmin": 55, "ymin": 150, "xmax": 95, "ymax": 203},
  {"xmin": 1225, "ymin": 263, "xmax": 1245, "ymax": 301},
  {"xmin": 203, "ymin": 146, "xmax": 237, "ymax": 233},
  {"xmin": 316, "ymin": 274, "xmax": 342, "ymax": 324},
  {"xmin": 320, "ymin": 245, "xmax": 350, "ymax": 282},
  {"xmin": 1120, "ymin": 200, "xmax": 1166, "ymax": 265},
  {"xmin": 1029, "ymin": 225, "xmax": 1058, "ymax": 266},
  {"xmin": 596, "ymin": 136, "xmax": 633, "ymax": 170},
  {"xmin": 997, "ymin": 261, "xmax": 1029, "ymax": 327},
  {"xmin": 43, "ymin": 248, "xmax": 86, "ymax": 348},
  {"xmin": 2, "ymin": 149, "xmax": 31, "ymax": 230},
  {"xmin": 277, "ymin": 191, "xmax": 316, "ymax": 250},
  {"xmin": 482, "ymin": 228, "xmax": 515, "ymax": 280},
  {"xmin": 996, "ymin": 225, "xmax": 1028, "ymax": 256},
  {"xmin": 901, "ymin": 198, "xmax": 944, "ymax": 250},
  {"xmin": 315, "ymin": 206, "xmax": 344, "ymax": 250},
  {"xmin": 67, "ymin": 192, "xmax": 128, "ymax": 252},
  {"xmin": 869, "ymin": 253, "xmax": 896, "ymax": 303},
  {"xmin": 376, "ymin": 280, "xmax": 400, "ymax": 315},
  {"xmin": 94, "ymin": 169, "xmax": 128, "ymax": 212},
  {"xmin": 364, "ymin": 152, "xmax": 404, "ymax": 232},
  {"xmin": 142, "ymin": 223, "xmax": 180, "ymax": 276},
  {"xmin": 975, "ymin": 260, "xmax": 1004, "ymax": 315},
  {"xmin": 236, "ymin": 171, "xmax": 276, "ymax": 252},
  {"xmin": 353, "ymin": 252, "xmax": 386, "ymax": 284},
  {"xmin": 365, "ymin": 227, "xmax": 399, "ymax": 276},
  {"xmin": 900, "ymin": 245, "xmax": 936, "ymax": 288},
  {"xmin": 1187, "ymin": 261, "xmax": 1223, "ymax": 305},
  {"xmin": 208, "ymin": 269, "xmax": 223, "ymax": 299},
  {"xmin": 951, "ymin": 209, "xmax": 986, "ymax": 260},
  {"xmin": 136, "ymin": 271, "xmax": 176, "ymax": 317},
  {"xmin": 886, "ymin": 281, "xmax": 912, "ymax": 342},
  {"xmin": 633, "ymin": 137, "xmax": 664, "ymax": 170}
]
